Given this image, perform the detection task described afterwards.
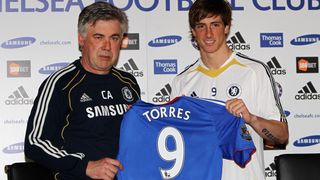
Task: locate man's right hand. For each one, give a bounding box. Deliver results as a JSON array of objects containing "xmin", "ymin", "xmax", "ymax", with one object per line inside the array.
[{"xmin": 86, "ymin": 158, "xmax": 123, "ymax": 180}]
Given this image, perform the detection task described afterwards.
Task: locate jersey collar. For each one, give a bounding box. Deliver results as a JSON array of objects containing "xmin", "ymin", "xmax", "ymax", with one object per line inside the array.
[{"xmin": 196, "ymin": 52, "xmax": 246, "ymax": 77}]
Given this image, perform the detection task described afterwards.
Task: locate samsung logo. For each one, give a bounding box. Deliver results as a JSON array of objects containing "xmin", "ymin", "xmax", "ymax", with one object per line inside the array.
[
  {"xmin": 39, "ymin": 62, "xmax": 69, "ymax": 74},
  {"xmin": 1, "ymin": 37, "xmax": 36, "ymax": 49},
  {"xmin": 293, "ymin": 135, "xmax": 320, "ymax": 147},
  {"xmin": 2, "ymin": 142, "xmax": 24, "ymax": 154},
  {"xmin": 291, "ymin": 34, "xmax": 320, "ymax": 46},
  {"xmin": 148, "ymin": 35, "xmax": 182, "ymax": 47}
]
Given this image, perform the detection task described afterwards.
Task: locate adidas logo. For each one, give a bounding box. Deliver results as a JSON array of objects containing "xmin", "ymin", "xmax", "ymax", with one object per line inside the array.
[
  {"xmin": 265, "ymin": 162, "xmax": 277, "ymax": 177},
  {"xmin": 190, "ymin": 91, "xmax": 198, "ymax": 98},
  {"xmin": 119, "ymin": 58, "xmax": 143, "ymax": 77},
  {"xmin": 267, "ymin": 57, "xmax": 286, "ymax": 75},
  {"xmin": 120, "ymin": 58, "xmax": 138, "ymax": 71},
  {"xmin": 80, "ymin": 93, "xmax": 92, "ymax": 102},
  {"xmin": 5, "ymin": 86, "xmax": 33, "ymax": 105},
  {"xmin": 298, "ymin": 81, "xmax": 317, "ymax": 94},
  {"xmin": 295, "ymin": 81, "xmax": 320, "ymax": 100},
  {"xmin": 8, "ymin": 86, "xmax": 29, "ymax": 99},
  {"xmin": 227, "ymin": 32, "xmax": 250, "ymax": 50},
  {"xmin": 152, "ymin": 83, "xmax": 171, "ymax": 103}
]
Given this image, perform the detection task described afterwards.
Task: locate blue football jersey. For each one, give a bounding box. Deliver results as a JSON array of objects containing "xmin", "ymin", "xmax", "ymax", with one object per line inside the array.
[{"xmin": 117, "ymin": 96, "xmax": 255, "ymax": 180}]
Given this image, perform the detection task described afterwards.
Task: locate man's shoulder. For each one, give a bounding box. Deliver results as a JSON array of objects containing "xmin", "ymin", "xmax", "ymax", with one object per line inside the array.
[
  {"xmin": 177, "ymin": 59, "xmax": 200, "ymax": 77},
  {"xmin": 112, "ymin": 67, "xmax": 136, "ymax": 79},
  {"xmin": 234, "ymin": 52, "xmax": 265, "ymax": 66},
  {"xmin": 45, "ymin": 61, "xmax": 78, "ymax": 83},
  {"xmin": 111, "ymin": 67, "xmax": 140, "ymax": 88},
  {"xmin": 234, "ymin": 52, "xmax": 269, "ymax": 72}
]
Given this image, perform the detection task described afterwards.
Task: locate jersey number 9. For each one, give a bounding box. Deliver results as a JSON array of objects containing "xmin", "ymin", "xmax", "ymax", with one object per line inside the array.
[{"xmin": 157, "ymin": 127, "xmax": 185, "ymax": 179}]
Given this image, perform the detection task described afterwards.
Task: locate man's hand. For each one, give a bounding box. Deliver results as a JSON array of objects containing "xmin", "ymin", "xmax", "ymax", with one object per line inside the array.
[
  {"xmin": 225, "ymin": 98, "xmax": 256, "ymax": 125},
  {"xmin": 86, "ymin": 157, "xmax": 123, "ymax": 180}
]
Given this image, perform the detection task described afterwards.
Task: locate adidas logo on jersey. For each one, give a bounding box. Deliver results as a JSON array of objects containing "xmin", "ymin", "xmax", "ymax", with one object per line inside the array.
[
  {"xmin": 295, "ymin": 81, "xmax": 320, "ymax": 100},
  {"xmin": 5, "ymin": 86, "xmax": 34, "ymax": 105},
  {"xmin": 267, "ymin": 57, "xmax": 286, "ymax": 75},
  {"xmin": 190, "ymin": 91, "xmax": 198, "ymax": 98},
  {"xmin": 118, "ymin": 58, "xmax": 143, "ymax": 77},
  {"xmin": 265, "ymin": 162, "xmax": 277, "ymax": 177},
  {"xmin": 152, "ymin": 83, "xmax": 171, "ymax": 103},
  {"xmin": 227, "ymin": 32, "xmax": 250, "ymax": 51},
  {"xmin": 80, "ymin": 93, "xmax": 92, "ymax": 102}
]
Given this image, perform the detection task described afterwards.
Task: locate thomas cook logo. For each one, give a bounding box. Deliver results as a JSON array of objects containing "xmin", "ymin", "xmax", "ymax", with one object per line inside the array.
[
  {"xmin": 1, "ymin": 37, "xmax": 36, "ymax": 49},
  {"xmin": 291, "ymin": 34, "xmax": 320, "ymax": 46},
  {"xmin": 227, "ymin": 32, "xmax": 250, "ymax": 51},
  {"xmin": 118, "ymin": 58, "xmax": 143, "ymax": 77},
  {"xmin": 154, "ymin": 59, "xmax": 177, "ymax": 74},
  {"xmin": 293, "ymin": 135, "xmax": 320, "ymax": 147},
  {"xmin": 295, "ymin": 81, "xmax": 320, "ymax": 100},
  {"xmin": 153, "ymin": 83, "xmax": 171, "ymax": 103},
  {"xmin": 260, "ymin": 33, "xmax": 283, "ymax": 48},
  {"xmin": 266, "ymin": 57, "xmax": 286, "ymax": 75},
  {"xmin": 148, "ymin": 35, "xmax": 182, "ymax": 47},
  {"xmin": 5, "ymin": 86, "xmax": 34, "ymax": 105},
  {"xmin": 2, "ymin": 142, "xmax": 24, "ymax": 154}
]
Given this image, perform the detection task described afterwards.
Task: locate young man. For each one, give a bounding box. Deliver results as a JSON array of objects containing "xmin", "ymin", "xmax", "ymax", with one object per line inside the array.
[
  {"xmin": 24, "ymin": 2, "xmax": 140, "ymax": 180},
  {"xmin": 170, "ymin": 0, "xmax": 288, "ymax": 179}
]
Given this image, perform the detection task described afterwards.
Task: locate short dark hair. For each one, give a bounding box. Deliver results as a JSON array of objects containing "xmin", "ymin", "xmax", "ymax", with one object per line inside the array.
[
  {"xmin": 189, "ymin": 0, "xmax": 232, "ymax": 29},
  {"xmin": 78, "ymin": 2, "xmax": 128, "ymax": 37}
]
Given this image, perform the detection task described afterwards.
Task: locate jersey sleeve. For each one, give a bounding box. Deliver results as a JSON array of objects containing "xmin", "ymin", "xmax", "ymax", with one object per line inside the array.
[
  {"xmin": 215, "ymin": 112, "xmax": 256, "ymax": 168},
  {"xmin": 255, "ymin": 63, "xmax": 286, "ymax": 122},
  {"xmin": 24, "ymin": 76, "xmax": 87, "ymax": 178},
  {"xmin": 170, "ymin": 76, "xmax": 180, "ymax": 99}
]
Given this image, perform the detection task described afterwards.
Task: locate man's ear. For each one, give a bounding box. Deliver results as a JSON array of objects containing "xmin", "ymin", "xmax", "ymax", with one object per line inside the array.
[
  {"xmin": 78, "ymin": 32, "xmax": 84, "ymax": 47},
  {"xmin": 224, "ymin": 24, "xmax": 230, "ymax": 35},
  {"xmin": 191, "ymin": 28, "xmax": 196, "ymax": 38}
]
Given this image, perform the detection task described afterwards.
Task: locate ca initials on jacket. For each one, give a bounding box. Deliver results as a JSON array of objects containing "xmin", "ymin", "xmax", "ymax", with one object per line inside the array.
[{"xmin": 101, "ymin": 90, "xmax": 113, "ymax": 100}]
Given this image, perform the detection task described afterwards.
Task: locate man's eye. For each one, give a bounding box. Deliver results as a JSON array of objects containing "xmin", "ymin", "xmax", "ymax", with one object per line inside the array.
[
  {"xmin": 212, "ymin": 23, "xmax": 220, "ymax": 27},
  {"xmin": 195, "ymin": 24, "xmax": 204, "ymax": 29},
  {"xmin": 111, "ymin": 36, "xmax": 120, "ymax": 41}
]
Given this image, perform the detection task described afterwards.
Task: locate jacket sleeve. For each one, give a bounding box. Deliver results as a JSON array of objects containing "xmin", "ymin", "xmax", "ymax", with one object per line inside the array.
[{"xmin": 24, "ymin": 75, "xmax": 88, "ymax": 178}]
